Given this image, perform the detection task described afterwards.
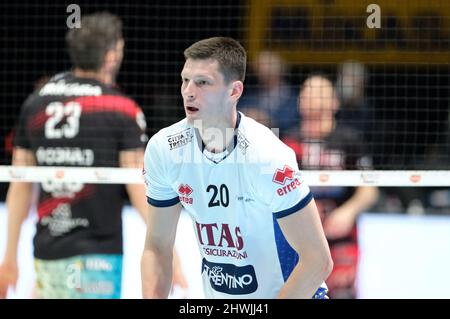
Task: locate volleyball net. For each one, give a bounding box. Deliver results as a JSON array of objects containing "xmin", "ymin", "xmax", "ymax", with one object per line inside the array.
[{"xmin": 0, "ymin": 0, "xmax": 448, "ymax": 187}]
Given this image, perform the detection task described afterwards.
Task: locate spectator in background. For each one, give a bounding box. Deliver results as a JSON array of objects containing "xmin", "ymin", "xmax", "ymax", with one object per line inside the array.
[
  {"xmin": 0, "ymin": 12, "xmax": 186, "ymax": 299},
  {"xmin": 283, "ymin": 75, "xmax": 379, "ymax": 298},
  {"xmin": 335, "ymin": 61, "xmax": 374, "ymax": 148},
  {"xmin": 239, "ymin": 50, "xmax": 298, "ymax": 136}
]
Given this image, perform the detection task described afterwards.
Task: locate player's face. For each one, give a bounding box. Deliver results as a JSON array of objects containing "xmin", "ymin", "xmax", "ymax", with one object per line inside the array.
[
  {"xmin": 299, "ymin": 85, "xmax": 337, "ymax": 139},
  {"xmin": 181, "ymin": 58, "xmax": 232, "ymax": 125}
]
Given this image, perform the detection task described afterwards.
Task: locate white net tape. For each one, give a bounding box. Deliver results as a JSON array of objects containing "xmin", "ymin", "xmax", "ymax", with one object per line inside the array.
[{"xmin": 1, "ymin": 167, "xmax": 449, "ymax": 186}]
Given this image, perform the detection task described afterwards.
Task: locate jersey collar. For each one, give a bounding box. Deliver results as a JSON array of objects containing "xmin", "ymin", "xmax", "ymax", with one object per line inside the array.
[{"xmin": 195, "ymin": 112, "xmax": 242, "ymax": 164}]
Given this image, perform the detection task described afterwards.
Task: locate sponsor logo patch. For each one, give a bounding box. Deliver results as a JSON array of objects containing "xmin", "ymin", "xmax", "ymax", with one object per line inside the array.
[
  {"xmin": 178, "ymin": 183, "xmax": 193, "ymax": 204},
  {"xmin": 202, "ymin": 258, "xmax": 258, "ymax": 295},
  {"xmin": 272, "ymin": 165, "xmax": 295, "ymax": 185},
  {"xmin": 410, "ymin": 174, "xmax": 421, "ymax": 183},
  {"xmin": 273, "ymin": 165, "xmax": 303, "ymax": 196},
  {"xmin": 276, "ymin": 178, "xmax": 302, "ymax": 196},
  {"xmin": 236, "ymin": 130, "xmax": 250, "ymax": 155},
  {"xmin": 167, "ymin": 128, "xmax": 193, "ymax": 150}
]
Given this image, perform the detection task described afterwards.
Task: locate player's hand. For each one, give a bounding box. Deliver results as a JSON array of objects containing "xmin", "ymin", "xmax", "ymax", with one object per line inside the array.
[
  {"xmin": 0, "ymin": 262, "xmax": 18, "ymax": 299},
  {"xmin": 171, "ymin": 249, "xmax": 188, "ymax": 297},
  {"xmin": 171, "ymin": 264, "xmax": 189, "ymax": 297},
  {"xmin": 323, "ymin": 206, "xmax": 356, "ymax": 240}
]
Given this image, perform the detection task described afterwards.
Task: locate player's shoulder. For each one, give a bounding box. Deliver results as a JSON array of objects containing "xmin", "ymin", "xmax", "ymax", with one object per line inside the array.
[
  {"xmin": 240, "ymin": 113, "xmax": 295, "ymax": 162},
  {"xmin": 37, "ymin": 71, "xmax": 136, "ymax": 101},
  {"xmin": 147, "ymin": 118, "xmax": 193, "ymax": 152},
  {"xmin": 37, "ymin": 72, "xmax": 103, "ymax": 96},
  {"xmin": 21, "ymin": 73, "xmax": 70, "ymax": 108}
]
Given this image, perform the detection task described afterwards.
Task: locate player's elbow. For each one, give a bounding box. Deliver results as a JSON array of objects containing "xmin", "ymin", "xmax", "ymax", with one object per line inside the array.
[
  {"xmin": 312, "ymin": 247, "xmax": 334, "ymax": 280},
  {"xmin": 302, "ymin": 247, "xmax": 333, "ymax": 281}
]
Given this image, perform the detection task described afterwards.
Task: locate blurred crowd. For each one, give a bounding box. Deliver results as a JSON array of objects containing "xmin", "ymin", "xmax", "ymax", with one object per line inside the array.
[
  {"xmin": 236, "ymin": 52, "xmax": 449, "ymax": 298},
  {"xmin": 238, "ymin": 51, "xmax": 450, "ymax": 217}
]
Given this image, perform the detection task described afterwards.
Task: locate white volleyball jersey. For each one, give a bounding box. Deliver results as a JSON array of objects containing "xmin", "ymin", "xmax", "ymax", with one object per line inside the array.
[{"xmin": 143, "ymin": 112, "xmax": 324, "ymax": 298}]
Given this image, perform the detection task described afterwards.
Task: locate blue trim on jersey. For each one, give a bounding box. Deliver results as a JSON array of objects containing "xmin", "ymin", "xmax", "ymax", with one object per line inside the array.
[
  {"xmin": 147, "ymin": 196, "xmax": 180, "ymax": 207},
  {"xmin": 272, "ymin": 215, "xmax": 299, "ymax": 281},
  {"xmin": 273, "ymin": 217, "xmax": 330, "ymax": 298},
  {"xmin": 273, "ymin": 191, "xmax": 313, "ymax": 219}
]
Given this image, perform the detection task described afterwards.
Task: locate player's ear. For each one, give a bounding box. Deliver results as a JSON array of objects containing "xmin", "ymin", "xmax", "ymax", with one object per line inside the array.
[
  {"xmin": 103, "ymin": 40, "xmax": 124, "ymax": 71},
  {"xmin": 230, "ymin": 80, "xmax": 244, "ymax": 102},
  {"xmin": 104, "ymin": 49, "xmax": 116, "ymax": 69},
  {"xmin": 331, "ymin": 95, "xmax": 340, "ymax": 114}
]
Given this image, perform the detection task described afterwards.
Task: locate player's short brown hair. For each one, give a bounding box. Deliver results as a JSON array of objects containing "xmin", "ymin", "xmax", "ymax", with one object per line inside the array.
[
  {"xmin": 184, "ymin": 37, "xmax": 247, "ymax": 83},
  {"xmin": 66, "ymin": 12, "xmax": 123, "ymax": 71}
]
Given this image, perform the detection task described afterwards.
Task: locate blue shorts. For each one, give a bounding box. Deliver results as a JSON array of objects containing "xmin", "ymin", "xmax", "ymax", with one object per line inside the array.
[{"xmin": 34, "ymin": 254, "xmax": 123, "ymax": 299}]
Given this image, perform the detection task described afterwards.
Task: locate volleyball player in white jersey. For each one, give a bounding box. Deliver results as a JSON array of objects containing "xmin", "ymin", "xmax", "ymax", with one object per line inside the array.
[{"xmin": 141, "ymin": 37, "xmax": 333, "ymax": 299}]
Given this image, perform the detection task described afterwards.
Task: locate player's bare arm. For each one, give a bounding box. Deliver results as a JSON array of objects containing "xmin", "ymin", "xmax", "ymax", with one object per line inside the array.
[
  {"xmin": 0, "ymin": 147, "xmax": 36, "ymax": 298},
  {"xmin": 276, "ymin": 199, "xmax": 333, "ymax": 298},
  {"xmin": 119, "ymin": 149, "xmax": 148, "ymax": 222},
  {"xmin": 141, "ymin": 203, "xmax": 182, "ymax": 298},
  {"xmin": 324, "ymin": 186, "xmax": 379, "ymax": 239}
]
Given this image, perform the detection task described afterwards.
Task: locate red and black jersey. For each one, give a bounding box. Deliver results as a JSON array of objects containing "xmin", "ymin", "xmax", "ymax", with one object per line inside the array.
[
  {"xmin": 283, "ymin": 126, "xmax": 367, "ymax": 298},
  {"xmin": 14, "ymin": 72, "xmax": 147, "ymax": 260},
  {"xmin": 283, "ymin": 126, "xmax": 366, "ymax": 236}
]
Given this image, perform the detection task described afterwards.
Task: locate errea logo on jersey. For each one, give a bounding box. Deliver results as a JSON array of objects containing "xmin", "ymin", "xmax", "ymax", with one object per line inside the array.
[
  {"xmin": 178, "ymin": 183, "xmax": 193, "ymax": 204},
  {"xmin": 272, "ymin": 165, "xmax": 294, "ymax": 184},
  {"xmin": 273, "ymin": 165, "xmax": 302, "ymax": 196},
  {"xmin": 277, "ymin": 179, "xmax": 301, "ymax": 196}
]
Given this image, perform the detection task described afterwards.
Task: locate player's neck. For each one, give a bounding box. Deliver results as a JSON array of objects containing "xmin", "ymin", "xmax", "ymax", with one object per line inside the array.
[
  {"xmin": 73, "ymin": 68, "xmax": 115, "ymax": 85},
  {"xmin": 199, "ymin": 112, "xmax": 237, "ymax": 153}
]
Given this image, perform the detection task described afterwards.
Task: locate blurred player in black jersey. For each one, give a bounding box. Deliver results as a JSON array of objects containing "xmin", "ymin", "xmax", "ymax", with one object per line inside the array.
[
  {"xmin": 0, "ymin": 12, "xmax": 186, "ymax": 299},
  {"xmin": 283, "ymin": 75, "xmax": 379, "ymax": 298}
]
